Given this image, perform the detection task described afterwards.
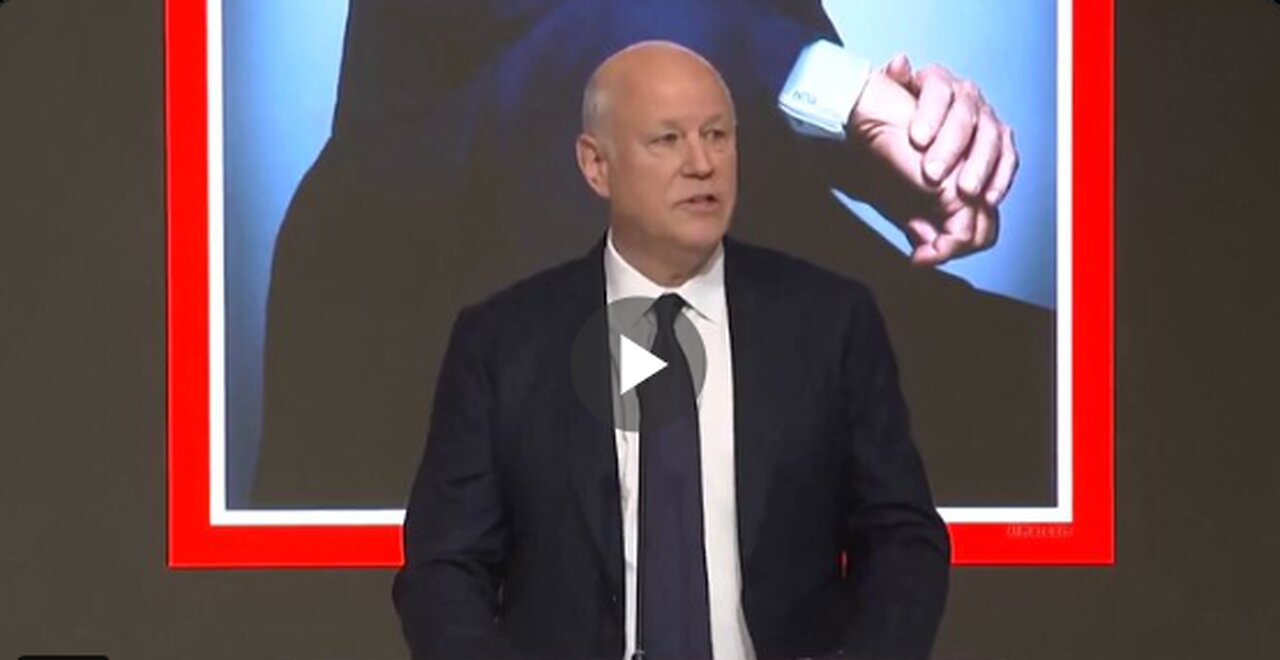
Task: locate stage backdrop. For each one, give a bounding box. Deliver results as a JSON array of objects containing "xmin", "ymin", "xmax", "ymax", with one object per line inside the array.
[{"xmin": 167, "ymin": 0, "xmax": 1112, "ymax": 566}]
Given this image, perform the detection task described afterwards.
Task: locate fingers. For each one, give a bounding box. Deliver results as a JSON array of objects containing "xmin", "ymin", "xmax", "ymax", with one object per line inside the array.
[
  {"xmin": 910, "ymin": 204, "xmax": 1000, "ymax": 266},
  {"xmin": 909, "ymin": 65, "xmax": 956, "ymax": 152},
  {"xmin": 922, "ymin": 79, "xmax": 982, "ymax": 185},
  {"xmin": 971, "ymin": 203, "xmax": 1000, "ymax": 249},
  {"xmin": 933, "ymin": 204, "xmax": 976, "ymax": 263},
  {"xmin": 863, "ymin": 59, "xmax": 1015, "ymax": 265},
  {"xmin": 908, "ymin": 218, "xmax": 943, "ymax": 266},
  {"xmin": 883, "ymin": 53, "xmax": 914, "ymax": 89},
  {"xmin": 958, "ymin": 105, "xmax": 1003, "ymax": 199},
  {"xmin": 906, "ymin": 218, "xmax": 939, "ymax": 247},
  {"xmin": 984, "ymin": 125, "xmax": 1020, "ymax": 206},
  {"xmin": 911, "ymin": 244, "xmax": 943, "ymax": 266},
  {"xmin": 904, "ymin": 62, "xmax": 1016, "ymax": 206}
]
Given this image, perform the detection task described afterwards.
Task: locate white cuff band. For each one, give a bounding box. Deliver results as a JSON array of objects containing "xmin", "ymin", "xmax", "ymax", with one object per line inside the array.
[{"xmin": 777, "ymin": 39, "xmax": 872, "ymax": 141}]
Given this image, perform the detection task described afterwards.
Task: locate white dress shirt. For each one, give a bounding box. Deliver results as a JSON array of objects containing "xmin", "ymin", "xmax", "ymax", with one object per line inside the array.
[{"xmin": 604, "ymin": 231, "xmax": 755, "ymax": 660}]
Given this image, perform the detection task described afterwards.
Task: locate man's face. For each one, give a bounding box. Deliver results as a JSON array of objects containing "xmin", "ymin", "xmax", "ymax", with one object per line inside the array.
[{"xmin": 585, "ymin": 59, "xmax": 738, "ymax": 257}]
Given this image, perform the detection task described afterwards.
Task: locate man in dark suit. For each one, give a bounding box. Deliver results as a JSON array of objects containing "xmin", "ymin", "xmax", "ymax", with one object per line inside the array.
[
  {"xmin": 255, "ymin": 0, "xmax": 1052, "ymax": 509},
  {"xmin": 393, "ymin": 42, "xmax": 949, "ymax": 660}
]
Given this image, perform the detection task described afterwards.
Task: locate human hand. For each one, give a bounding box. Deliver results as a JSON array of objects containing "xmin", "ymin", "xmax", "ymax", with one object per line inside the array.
[
  {"xmin": 847, "ymin": 70, "xmax": 1001, "ymax": 265},
  {"xmin": 883, "ymin": 53, "xmax": 1019, "ymax": 207}
]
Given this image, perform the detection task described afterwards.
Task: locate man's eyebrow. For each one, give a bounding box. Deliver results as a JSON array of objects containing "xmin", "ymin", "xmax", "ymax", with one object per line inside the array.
[{"xmin": 652, "ymin": 114, "xmax": 732, "ymax": 131}]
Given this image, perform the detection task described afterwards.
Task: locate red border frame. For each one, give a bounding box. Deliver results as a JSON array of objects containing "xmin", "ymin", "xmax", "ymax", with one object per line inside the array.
[{"xmin": 166, "ymin": 0, "xmax": 1113, "ymax": 568}]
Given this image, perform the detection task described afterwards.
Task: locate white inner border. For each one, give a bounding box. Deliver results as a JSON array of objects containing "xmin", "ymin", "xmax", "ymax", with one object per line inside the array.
[{"xmin": 207, "ymin": 0, "xmax": 1073, "ymax": 526}]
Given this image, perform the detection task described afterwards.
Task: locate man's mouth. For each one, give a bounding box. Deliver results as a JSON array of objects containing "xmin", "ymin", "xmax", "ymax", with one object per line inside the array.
[{"xmin": 679, "ymin": 193, "xmax": 721, "ymax": 212}]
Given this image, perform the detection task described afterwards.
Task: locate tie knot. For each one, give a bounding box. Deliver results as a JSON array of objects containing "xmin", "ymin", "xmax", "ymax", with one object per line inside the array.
[{"xmin": 651, "ymin": 293, "xmax": 686, "ymax": 330}]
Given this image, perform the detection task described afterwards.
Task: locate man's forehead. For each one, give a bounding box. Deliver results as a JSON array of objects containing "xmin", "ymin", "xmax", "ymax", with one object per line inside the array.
[
  {"xmin": 584, "ymin": 41, "xmax": 736, "ymax": 135},
  {"xmin": 616, "ymin": 74, "xmax": 734, "ymax": 116},
  {"xmin": 602, "ymin": 43, "xmax": 727, "ymax": 97},
  {"xmin": 648, "ymin": 112, "xmax": 735, "ymax": 129}
]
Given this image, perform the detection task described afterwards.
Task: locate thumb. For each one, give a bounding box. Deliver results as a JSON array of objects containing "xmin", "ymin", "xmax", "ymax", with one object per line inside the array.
[
  {"xmin": 907, "ymin": 219, "xmax": 946, "ymax": 266},
  {"xmin": 905, "ymin": 218, "xmax": 939, "ymax": 247}
]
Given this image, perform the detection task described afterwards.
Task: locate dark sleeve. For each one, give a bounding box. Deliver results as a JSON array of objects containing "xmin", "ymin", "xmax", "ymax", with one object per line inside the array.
[
  {"xmin": 837, "ymin": 287, "xmax": 951, "ymax": 660},
  {"xmin": 333, "ymin": 0, "xmax": 838, "ymax": 139},
  {"xmin": 392, "ymin": 307, "xmax": 521, "ymax": 660}
]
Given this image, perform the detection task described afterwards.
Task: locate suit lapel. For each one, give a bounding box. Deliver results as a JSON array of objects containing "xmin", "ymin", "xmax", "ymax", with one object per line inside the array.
[
  {"xmin": 562, "ymin": 235, "xmax": 625, "ymax": 595},
  {"xmin": 724, "ymin": 237, "xmax": 784, "ymax": 572}
]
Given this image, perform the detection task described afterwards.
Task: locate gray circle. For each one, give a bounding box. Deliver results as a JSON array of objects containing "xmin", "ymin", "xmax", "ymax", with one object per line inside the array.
[{"xmin": 571, "ymin": 296, "xmax": 707, "ymax": 432}]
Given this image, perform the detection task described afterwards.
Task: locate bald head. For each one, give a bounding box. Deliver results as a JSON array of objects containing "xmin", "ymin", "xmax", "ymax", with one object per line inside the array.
[
  {"xmin": 574, "ymin": 40, "xmax": 739, "ymax": 286},
  {"xmin": 581, "ymin": 41, "xmax": 735, "ymax": 141}
]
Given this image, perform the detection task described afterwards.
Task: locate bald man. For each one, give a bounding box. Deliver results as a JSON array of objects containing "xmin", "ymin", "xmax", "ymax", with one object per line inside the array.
[{"xmin": 394, "ymin": 42, "xmax": 948, "ymax": 660}]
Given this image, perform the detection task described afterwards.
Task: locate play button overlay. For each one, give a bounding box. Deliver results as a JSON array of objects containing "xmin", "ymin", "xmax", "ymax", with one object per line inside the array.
[
  {"xmin": 618, "ymin": 335, "xmax": 667, "ymax": 395},
  {"xmin": 571, "ymin": 296, "xmax": 707, "ymax": 432}
]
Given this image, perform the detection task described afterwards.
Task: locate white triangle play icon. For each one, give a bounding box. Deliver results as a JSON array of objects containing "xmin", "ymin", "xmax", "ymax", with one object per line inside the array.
[{"xmin": 618, "ymin": 335, "xmax": 667, "ymax": 395}]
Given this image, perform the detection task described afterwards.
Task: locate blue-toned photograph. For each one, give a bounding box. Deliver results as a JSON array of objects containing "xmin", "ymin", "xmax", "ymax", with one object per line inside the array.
[{"xmin": 221, "ymin": 0, "xmax": 1060, "ymax": 510}]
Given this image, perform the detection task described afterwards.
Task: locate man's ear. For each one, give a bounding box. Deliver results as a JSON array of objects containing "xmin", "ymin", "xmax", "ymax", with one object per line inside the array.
[{"xmin": 575, "ymin": 133, "xmax": 611, "ymax": 199}]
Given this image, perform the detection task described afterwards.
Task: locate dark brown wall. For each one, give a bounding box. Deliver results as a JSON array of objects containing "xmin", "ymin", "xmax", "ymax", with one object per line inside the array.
[{"xmin": 1, "ymin": 0, "xmax": 1276, "ymax": 658}]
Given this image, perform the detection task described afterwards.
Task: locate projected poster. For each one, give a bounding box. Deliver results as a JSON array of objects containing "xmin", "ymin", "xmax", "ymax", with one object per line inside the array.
[{"xmin": 167, "ymin": 0, "xmax": 1113, "ymax": 567}]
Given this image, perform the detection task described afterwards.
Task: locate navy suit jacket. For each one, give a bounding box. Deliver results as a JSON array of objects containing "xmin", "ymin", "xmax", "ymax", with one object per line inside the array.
[{"xmin": 393, "ymin": 235, "xmax": 950, "ymax": 660}]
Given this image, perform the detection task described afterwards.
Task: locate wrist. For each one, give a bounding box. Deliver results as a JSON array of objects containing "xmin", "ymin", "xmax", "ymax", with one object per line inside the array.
[{"xmin": 847, "ymin": 71, "xmax": 916, "ymax": 144}]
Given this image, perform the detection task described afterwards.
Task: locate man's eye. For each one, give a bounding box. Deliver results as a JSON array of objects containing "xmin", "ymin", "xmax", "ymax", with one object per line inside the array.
[{"xmin": 653, "ymin": 134, "xmax": 679, "ymax": 145}]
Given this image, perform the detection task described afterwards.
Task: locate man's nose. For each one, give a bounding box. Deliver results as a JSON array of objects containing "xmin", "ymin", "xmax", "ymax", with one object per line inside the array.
[{"xmin": 681, "ymin": 137, "xmax": 715, "ymax": 177}]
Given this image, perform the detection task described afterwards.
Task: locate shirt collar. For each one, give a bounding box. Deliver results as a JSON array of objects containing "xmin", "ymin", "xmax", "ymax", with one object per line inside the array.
[{"xmin": 604, "ymin": 228, "xmax": 726, "ymax": 329}]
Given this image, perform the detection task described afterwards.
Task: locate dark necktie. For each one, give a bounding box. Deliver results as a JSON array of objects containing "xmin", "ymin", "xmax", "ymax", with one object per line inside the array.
[{"xmin": 636, "ymin": 293, "xmax": 713, "ymax": 660}]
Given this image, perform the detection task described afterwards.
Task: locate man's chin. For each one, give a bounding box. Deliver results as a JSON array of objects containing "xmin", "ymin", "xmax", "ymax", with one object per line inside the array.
[
  {"xmin": 671, "ymin": 223, "xmax": 728, "ymax": 256},
  {"xmin": 673, "ymin": 210, "xmax": 730, "ymax": 240}
]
